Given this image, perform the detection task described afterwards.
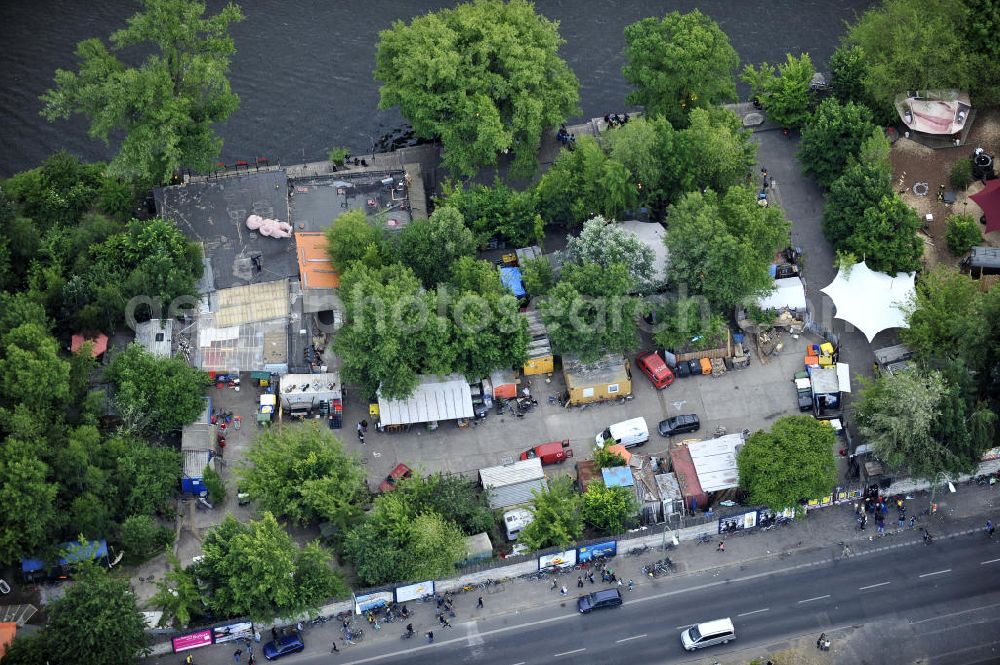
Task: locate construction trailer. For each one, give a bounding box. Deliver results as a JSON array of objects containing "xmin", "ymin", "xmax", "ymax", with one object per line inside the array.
[
  {"xmin": 562, "ymin": 352, "xmax": 632, "ymax": 406},
  {"xmin": 479, "ymin": 458, "xmax": 547, "ymax": 509}
]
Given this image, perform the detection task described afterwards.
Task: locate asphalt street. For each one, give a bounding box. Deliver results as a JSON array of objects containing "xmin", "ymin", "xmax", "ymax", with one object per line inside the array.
[{"xmin": 263, "ymin": 534, "xmax": 1000, "ymax": 665}]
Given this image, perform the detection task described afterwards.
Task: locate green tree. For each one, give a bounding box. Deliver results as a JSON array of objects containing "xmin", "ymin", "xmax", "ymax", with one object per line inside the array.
[
  {"xmin": 119, "ymin": 514, "xmax": 173, "ymax": 563},
  {"xmin": 106, "ymin": 435, "xmax": 181, "ymax": 518},
  {"xmin": 107, "ymin": 343, "xmax": 211, "ymax": 435},
  {"xmin": 592, "ymin": 446, "xmax": 627, "ymax": 470},
  {"xmin": 538, "ymin": 263, "xmax": 642, "ymax": 362},
  {"xmin": 436, "ymin": 179, "xmax": 542, "ymax": 246},
  {"xmin": 0, "ymin": 438, "xmax": 60, "ymax": 563},
  {"xmin": 149, "ymin": 552, "xmax": 204, "ymax": 628},
  {"xmin": 677, "ymin": 107, "xmax": 757, "ymax": 195},
  {"xmin": 200, "ymin": 513, "xmax": 346, "ymax": 622},
  {"xmin": 374, "ymin": 0, "xmax": 580, "ymax": 177},
  {"xmin": 0, "ymin": 323, "xmax": 70, "ymax": 422},
  {"xmin": 516, "ymin": 476, "xmax": 583, "ymax": 551},
  {"xmin": 949, "ymin": 157, "xmax": 974, "ymax": 190},
  {"xmin": 854, "ymin": 369, "xmax": 963, "ymax": 479},
  {"xmin": 741, "ymin": 53, "xmax": 816, "ymax": 128},
  {"xmin": 622, "ymin": 10, "xmax": 738, "ymax": 128},
  {"xmin": 946, "ymin": 213, "xmax": 981, "ymax": 255},
  {"xmin": 736, "ymin": 416, "xmax": 838, "ymax": 512},
  {"xmin": 345, "ymin": 491, "xmax": 466, "ymax": 586},
  {"xmin": 324, "ymin": 209, "xmax": 383, "ymax": 273},
  {"xmin": 822, "ymin": 162, "xmax": 892, "ymax": 248},
  {"xmin": 536, "ymin": 136, "xmax": 631, "ymax": 228},
  {"xmin": 604, "ymin": 115, "xmax": 680, "ymax": 215},
  {"xmin": 844, "ymin": 0, "xmax": 976, "ymax": 116},
  {"xmin": 238, "ymin": 424, "xmax": 367, "ymax": 529},
  {"xmin": 45, "ymin": 560, "xmax": 150, "ymax": 665},
  {"xmin": 798, "ymin": 99, "xmax": 876, "ymax": 188},
  {"xmin": 399, "ymin": 206, "xmax": 476, "ymax": 287},
  {"xmin": 450, "ymin": 290, "xmax": 529, "ymax": 379},
  {"xmin": 901, "ymin": 266, "xmax": 981, "ymax": 362},
  {"xmin": 858, "ymin": 127, "xmax": 892, "ymax": 173},
  {"xmin": 652, "ymin": 298, "xmax": 727, "ymax": 352},
  {"xmin": 665, "ymin": 187, "xmax": 789, "ymax": 308},
  {"xmin": 582, "ymin": 482, "xmax": 638, "ymax": 533},
  {"xmin": 2, "ymin": 151, "xmax": 105, "ymax": 228},
  {"xmin": 520, "ymin": 256, "xmax": 555, "ymax": 296},
  {"xmin": 447, "ymin": 256, "xmax": 506, "ymax": 296},
  {"xmin": 40, "ymin": 0, "xmax": 245, "ymax": 184},
  {"xmin": 396, "ymin": 473, "xmax": 495, "ymax": 536},
  {"xmin": 565, "ymin": 216, "xmax": 655, "ymax": 291},
  {"xmin": 961, "ymin": 0, "xmax": 1000, "ymax": 106},
  {"xmin": 843, "ymin": 195, "xmax": 922, "ymax": 274},
  {"xmin": 829, "ymin": 44, "xmax": 870, "ymax": 107}
]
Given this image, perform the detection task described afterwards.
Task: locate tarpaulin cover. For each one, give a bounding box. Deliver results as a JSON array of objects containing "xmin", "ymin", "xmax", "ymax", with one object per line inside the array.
[
  {"xmin": 500, "ymin": 267, "xmax": 526, "ymax": 298},
  {"xmin": 820, "ymin": 261, "xmax": 915, "ymax": 342},
  {"xmin": 970, "ymin": 179, "xmax": 1000, "ymax": 234}
]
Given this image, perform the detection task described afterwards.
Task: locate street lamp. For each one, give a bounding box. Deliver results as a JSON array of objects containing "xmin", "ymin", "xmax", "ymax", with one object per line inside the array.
[{"xmin": 661, "ymin": 512, "xmax": 680, "ymax": 550}]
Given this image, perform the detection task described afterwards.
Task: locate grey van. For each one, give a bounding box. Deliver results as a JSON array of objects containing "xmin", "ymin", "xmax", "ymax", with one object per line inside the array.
[
  {"xmin": 577, "ymin": 588, "xmax": 623, "ymax": 613},
  {"xmin": 680, "ymin": 618, "xmax": 735, "ymax": 651}
]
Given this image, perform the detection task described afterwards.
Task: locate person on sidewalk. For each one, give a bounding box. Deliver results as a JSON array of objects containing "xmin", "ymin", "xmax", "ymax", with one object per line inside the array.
[
  {"xmin": 331, "ymin": 640, "xmax": 339, "ymax": 653},
  {"xmin": 560, "ymin": 585, "xmax": 568, "ymax": 596},
  {"xmin": 233, "ymin": 649, "xmax": 242, "ymax": 663},
  {"xmin": 588, "ymin": 571, "xmax": 595, "ymax": 584},
  {"xmin": 987, "ymin": 520, "xmax": 995, "ymax": 538},
  {"xmin": 717, "ymin": 540, "xmax": 726, "ymax": 553},
  {"xmin": 627, "ymin": 579, "xmax": 635, "ymax": 591},
  {"xmin": 550, "ymin": 578, "xmax": 558, "ymax": 590},
  {"xmin": 426, "ymin": 631, "xmax": 434, "ymax": 643},
  {"xmin": 477, "ymin": 596, "xmax": 484, "ymax": 608},
  {"xmin": 909, "ymin": 516, "xmax": 916, "ymax": 529},
  {"xmin": 577, "ymin": 576, "xmax": 584, "ymax": 588}
]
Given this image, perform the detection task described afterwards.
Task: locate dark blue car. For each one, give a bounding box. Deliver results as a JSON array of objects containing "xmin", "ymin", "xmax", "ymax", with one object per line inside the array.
[{"xmin": 263, "ymin": 632, "xmax": 304, "ymax": 660}]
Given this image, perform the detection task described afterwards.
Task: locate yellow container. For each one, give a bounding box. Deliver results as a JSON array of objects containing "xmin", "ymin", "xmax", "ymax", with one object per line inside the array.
[{"xmin": 820, "ymin": 342, "xmax": 834, "ymax": 356}]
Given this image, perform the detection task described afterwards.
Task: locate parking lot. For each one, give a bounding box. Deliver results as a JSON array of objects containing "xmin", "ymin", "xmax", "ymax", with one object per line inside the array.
[{"xmin": 337, "ymin": 333, "xmax": 818, "ymax": 487}]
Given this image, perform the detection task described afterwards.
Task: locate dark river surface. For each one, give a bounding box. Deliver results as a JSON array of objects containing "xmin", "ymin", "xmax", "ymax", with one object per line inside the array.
[{"xmin": 0, "ymin": 0, "xmax": 876, "ymax": 178}]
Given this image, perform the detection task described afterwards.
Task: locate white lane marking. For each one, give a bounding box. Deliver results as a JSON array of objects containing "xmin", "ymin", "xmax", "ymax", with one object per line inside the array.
[
  {"xmin": 615, "ymin": 634, "xmax": 646, "ymax": 643},
  {"xmin": 511, "ymin": 662, "xmax": 526, "ymax": 665},
  {"xmin": 737, "ymin": 608, "xmax": 770, "ymax": 617},
  {"xmin": 981, "ymin": 558, "xmax": 1000, "ymax": 565},
  {"xmin": 918, "ymin": 569, "xmax": 952, "ymax": 578},
  {"xmin": 553, "ymin": 648, "xmax": 586, "ymax": 657},
  {"xmin": 910, "ymin": 600, "xmax": 1000, "ymax": 624},
  {"xmin": 798, "ymin": 594, "xmax": 831, "ymax": 604},
  {"xmin": 859, "ymin": 582, "xmax": 892, "ymax": 590}
]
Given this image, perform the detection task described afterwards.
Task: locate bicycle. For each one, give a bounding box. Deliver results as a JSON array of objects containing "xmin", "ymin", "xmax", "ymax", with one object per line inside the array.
[
  {"xmin": 695, "ymin": 533, "xmax": 713, "ymax": 545},
  {"xmin": 626, "ymin": 545, "xmax": 650, "ymax": 557}
]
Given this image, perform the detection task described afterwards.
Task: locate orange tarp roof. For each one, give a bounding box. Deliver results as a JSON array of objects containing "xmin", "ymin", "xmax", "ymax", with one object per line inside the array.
[
  {"xmin": 0, "ymin": 623, "xmax": 16, "ymax": 659},
  {"xmin": 71, "ymin": 334, "xmax": 109, "ymax": 356},
  {"xmin": 296, "ymin": 232, "xmax": 339, "ymax": 289},
  {"xmin": 606, "ymin": 444, "xmax": 632, "ymax": 463}
]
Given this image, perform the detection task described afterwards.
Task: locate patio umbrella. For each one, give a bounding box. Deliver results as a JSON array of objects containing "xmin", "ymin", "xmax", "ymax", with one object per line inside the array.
[
  {"xmin": 970, "ymin": 178, "xmax": 1000, "ymax": 234},
  {"xmin": 820, "ymin": 261, "xmax": 916, "ymax": 342}
]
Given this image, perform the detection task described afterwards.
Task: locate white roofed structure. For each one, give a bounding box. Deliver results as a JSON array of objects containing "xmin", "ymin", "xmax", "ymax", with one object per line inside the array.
[
  {"xmin": 377, "ymin": 374, "xmax": 474, "ymax": 426},
  {"xmin": 687, "ymin": 434, "xmax": 743, "ymax": 493},
  {"xmin": 820, "ymin": 261, "xmax": 915, "ymax": 342}
]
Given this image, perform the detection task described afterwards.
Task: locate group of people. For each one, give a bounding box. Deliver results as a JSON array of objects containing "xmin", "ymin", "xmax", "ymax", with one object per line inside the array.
[
  {"xmin": 604, "ymin": 112, "xmax": 630, "ymax": 128},
  {"xmin": 556, "ymin": 124, "xmax": 576, "ymax": 149},
  {"xmin": 856, "ymin": 493, "xmax": 914, "ymax": 535}
]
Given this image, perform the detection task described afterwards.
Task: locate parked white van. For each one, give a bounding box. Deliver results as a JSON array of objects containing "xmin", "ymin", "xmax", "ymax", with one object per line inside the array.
[
  {"xmin": 503, "ymin": 508, "xmax": 534, "ymax": 541},
  {"xmin": 680, "ymin": 618, "xmax": 736, "ymax": 651},
  {"xmin": 595, "ymin": 417, "xmax": 649, "ymax": 449}
]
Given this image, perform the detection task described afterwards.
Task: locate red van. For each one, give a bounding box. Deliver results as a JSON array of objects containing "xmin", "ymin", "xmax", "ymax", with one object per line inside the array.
[
  {"xmin": 636, "ymin": 351, "xmax": 675, "ymax": 389},
  {"xmin": 519, "ymin": 440, "xmax": 574, "ymax": 465}
]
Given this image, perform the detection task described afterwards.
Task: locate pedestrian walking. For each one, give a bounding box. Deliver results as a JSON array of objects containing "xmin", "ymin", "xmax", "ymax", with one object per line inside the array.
[
  {"xmin": 426, "ymin": 631, "xmax": 434, "ymax": 643},
  {"xmin": 331, "ymin": 641, "xmax": 339, "ymax": 653},
  {"xmin": 185, "ymin": 656, "xmax": 194, "ymax": 665},
  {"xmin": 248, "ymin": 654, "xmax": 255, "ymax": 665},
  {"xmin": 233, "ymin": 648, "xmax": 242, "ymax": 663},
  {"xmin": 477, "ymin": 596, "xmax": 484, "ymax": 608},
  {"xmin": 627, "ymin": 579, "xmax": 635, "ymax": 592},
  {"xmin": 271, "ymin": 626, "xmax": 278, "ymax": 640},
  {"xmin": 987, "ymin": 520, "xmax": 995, "ymax": 538},
  {"xmin": 898, "ymin": 515, "xmax": 905, "ymax": 529},
  {"xmin": 588, "ymin": 571, "xmax": 595, "ymax": 584},
  {"xmin": 550, "ymin": 578, "xmax": 558, "ymax": 590},
  {"xmin": 361, "ymin": 419, "xmax": 368, "ymax": 433},
  {"xmin": 617, "ymin": 578, "xmax": 623, "ymax": 588},
  {"xmin": 717, "ymin": 541, "xmax": 726, "ymax": 553},
  {"xmin": 438, "ymin": 614, "xmax": 445, "ymax": 625},
  {"xmin": 577, "ymin": 575, "xmax": 584, "ymax": 588},
  {"xmin": 560, "ymin": 585, "xmax": 568, "ymax": 596},
  {"xmin": 909, "ymin": 516, "xmax": 916, "ymax": 529},
  {"xmin": 443, "ymin": 619, "xmax": 452, "ymax": 628}
]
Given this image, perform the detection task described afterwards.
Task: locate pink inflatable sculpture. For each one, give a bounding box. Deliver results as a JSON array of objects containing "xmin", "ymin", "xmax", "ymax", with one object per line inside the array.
[{"xmin": 246, "ymin": 214, "xmax": 293, "ymax": 238}]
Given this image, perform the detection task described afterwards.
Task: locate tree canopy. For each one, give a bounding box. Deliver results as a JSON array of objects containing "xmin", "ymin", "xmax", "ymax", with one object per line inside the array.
[
  {"xmin": 536, "ymin": 136, "xmax": 634, "ymax": 229},
  {"xmin": 435, "ymin": 179, "xmax": 542, "ymax": 247},
  {"xmin": 374, "ymin": 0, "xmax": 579, "ymax": 177},
  {"xmin": 40, "ymin": 0, "xmax": 245, "ymax": 184},
  {"xmin": 844, "ymin": 195, "xmax": 923, "ymax": 274},
  {"xmin": 238, "ymin": 424, "xmax": 368, "ymax": 530},
  {"xmin": 107, "ymin": 343, "xmax": 211, "ymax": 435},
  {"xmin": 741, "ymin": 53, "xmax": 816, "ymax": 128},
  {"xmin": 199, "ymin": 513, "xmax": 346, "ymax": 622},
  {"xmin": 516, "ymin": 476, "xmax": 583, "ymax": 551},
  {"xmin": 399, "ymin": 206, "xmax": 477, "ymax": 288},
  {"xmin": 564, "ymin": 216, "xmax": 655, "ymax": 292},
  {"xmin": 324, "ymin": 209, "xmax": 384, "ymax": 274},
  {"xmin": 736, "ymin": 416, "xmax": 838, "ymax": 512},
  {"xmin": 798, "ymin": 98, "xmax": 877, "ymax": 188},
  {"xmin": 582, "ymin": 482, "xmax": 639, "ymax": 533},
  {"xmin": 822, "ymin": 161, "xmax": 892, "ymax": 248},
  {"xmin": 622, "ymin": 10, "xmax": 739, "ymax": 128}
]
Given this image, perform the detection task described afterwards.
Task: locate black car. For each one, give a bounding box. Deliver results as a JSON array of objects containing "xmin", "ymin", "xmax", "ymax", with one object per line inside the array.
[
  {"xmin": 657, "ymin": 414, "xmax": 701, "ymax": 437},
  {"xmin": 578, "ymin": 588, "xmax": 623, "ymax": 613}
]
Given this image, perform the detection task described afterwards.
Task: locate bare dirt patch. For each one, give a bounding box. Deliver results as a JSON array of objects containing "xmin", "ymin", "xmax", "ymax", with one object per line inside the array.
[{"xmin": 890, "ymin": 108, "xmax": 1000, "ymax": 266}]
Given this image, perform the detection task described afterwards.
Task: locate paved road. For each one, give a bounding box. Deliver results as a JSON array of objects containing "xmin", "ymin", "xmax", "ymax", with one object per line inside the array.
[{"xmin": 254, "ymin": 534, "xmax": 1000, "ymax": 665}]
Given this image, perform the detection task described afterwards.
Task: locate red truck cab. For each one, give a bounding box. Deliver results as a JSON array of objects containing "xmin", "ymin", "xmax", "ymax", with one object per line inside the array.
[
  {"xmin": 378, "ymin": 463, "xmax": 413, "ymax": 493},
  {"xmin": 636, "ymin": 351, "xmax": 675, "ymax": 389},
  {"xmin": 519, "ymin": 440, "xmax": 574, "ymax": 465}
]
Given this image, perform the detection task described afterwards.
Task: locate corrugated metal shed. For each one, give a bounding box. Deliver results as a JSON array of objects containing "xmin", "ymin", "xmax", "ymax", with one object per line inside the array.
[
  {"xmin": 655, "ymin": 472, "xmax": 682, "ymax": 515},
  {"xmin": 480, "ymin": 458, "xmax": 547, "ymax": 509},
  {"xmin": 602, "ymin": 466, "xmax": 634, "ymax": 488},
  {"xmin": 213, "ymin": 280, "xmax": 290, "ymax": 327},
  {"xmin": 135, "ymin": 319, "xmax": 173, "ymax": 358},
  {"xmin": 377, "ymin": 374, "xmax": 474, "ymax": 426},
  {"xmin": 688, "ymin": 434, "xmax": 742, "ymax": 493},
  {"xmin": 183, "ymin": 450, "xmax": 212, "ymax": 478},
  {"xmin": 181, "ymin": 401, "xmax": 214, "ymax": 451}
]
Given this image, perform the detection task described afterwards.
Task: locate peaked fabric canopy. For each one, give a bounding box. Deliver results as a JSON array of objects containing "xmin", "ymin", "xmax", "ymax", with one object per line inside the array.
[
  {"xmin": 970, "ymin": 179, "xmax": 1000, "ymax": 234},
  {"xmin": 820, "ymin": 262, "xmax": 916, "ymax": 342}
]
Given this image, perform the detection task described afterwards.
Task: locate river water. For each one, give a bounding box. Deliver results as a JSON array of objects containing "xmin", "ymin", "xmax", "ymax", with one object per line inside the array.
[{"xmin": 0, "ymin": 0, "xmax": 875, "ymax": 178}]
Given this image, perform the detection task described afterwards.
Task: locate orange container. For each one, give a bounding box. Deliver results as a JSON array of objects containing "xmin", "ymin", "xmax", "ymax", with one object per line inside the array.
[{"xmin": 699, "ymin": 357, "xmax": 712, "ymax": 375}]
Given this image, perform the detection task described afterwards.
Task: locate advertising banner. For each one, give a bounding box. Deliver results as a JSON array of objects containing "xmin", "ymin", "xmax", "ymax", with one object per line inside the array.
[
  {"xmin": 577, "ymin": 541, "xmax": 616, "ymax": 562},
  {"xmin": 212, "ymin": 621, "xmax": 253, "ymax": 644},
  {"xmin": 395, "ymin": 580, "xmax": 435, "ymax": 603},
  {"xmin": 172, "ymin": 629, "xmax": 213, "ymax": 653},
  {"xmin": 538, "ymin": 549, "xmax": 577, "ymax": 570},
  {"xmin": 354, "ymin": 590, "xmax": 394, "ymax": 614}
]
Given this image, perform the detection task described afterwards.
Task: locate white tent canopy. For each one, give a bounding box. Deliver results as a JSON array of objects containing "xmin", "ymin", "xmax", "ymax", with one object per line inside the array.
[
  {"xmin": 820, "ymin": 261, "xmax": 916, "ymax": 342},
  {"xmin": 757, "ymin": 277, "xmax": 806, "ymax": 312}
]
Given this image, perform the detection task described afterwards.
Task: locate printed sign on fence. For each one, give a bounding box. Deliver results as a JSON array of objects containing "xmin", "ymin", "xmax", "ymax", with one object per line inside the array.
[
  {"xmin": 172, "ymin": 629, "xmax": 213, "ymax": 653},
  {"xmin": 578, "ymin": 541, "xmax": 616, "ymax": 561},
  {"xmin": 212, "ymin": 621, "xmax": 253, "ymax": 644},
  {"xmin": 539, "ymin": 549, "xmax": 577, "ymax": 570},
  {"xmin": 354, "ymin": 590, "xmax": 394, "ymax": 614},
  {"xmin": 395, "ymin": 580, "xmax": 435, "ymax": 603}
]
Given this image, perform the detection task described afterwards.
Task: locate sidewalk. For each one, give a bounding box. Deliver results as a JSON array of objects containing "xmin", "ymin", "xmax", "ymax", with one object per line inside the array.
[{"xmin": 152, "ymin": 473, "xmax": 999, "ymax": 662}]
